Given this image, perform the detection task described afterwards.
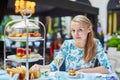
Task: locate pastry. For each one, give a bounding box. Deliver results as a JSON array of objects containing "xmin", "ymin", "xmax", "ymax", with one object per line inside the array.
[
  {"xmin": 16, "ymin": 48, "xmax": 24, "ymax": 58},
  {"xmin": 30, "ymin": 54, "xmax": 41, "ymax": 58},
  {"xmin": 15, "ymin": 32, "xmax": 23, "ymax": 37},
  {"xmin": 29, "ymin": 33, "xmax": 34, "ymax": 37},
  {"xmin": 29, "ymin": 66, "xmax": 41, "ymax": 79},
  {"xmin": 68, "ymin": 68, "xmax": 76, "ymax": 76},
  {"xmin": 9, "ymin": 32, "xmax": 41, "ymax": 37},
  {"xmin": 16, "ymin": 48, "xmax": 31, "ymax": 59},
  {"xmin": 33, "ymin": 32, "xmax": 41, "ymax": 37},
  {"xmin": 9, "ymin": 33, "xmax": 16, "ymax": 37},
  {"xmin": 6, "ymin": 66, "xmax": 26, "ymax": 80},
  {"xmin": 6, "ymin": 65, "xmax": 41, "ymax": 80}
]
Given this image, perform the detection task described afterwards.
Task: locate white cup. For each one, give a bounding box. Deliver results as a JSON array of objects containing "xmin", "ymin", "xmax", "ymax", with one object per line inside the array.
[{"xmin": 40, "ymin": 67, "xmax": 50, "ymax": 77}]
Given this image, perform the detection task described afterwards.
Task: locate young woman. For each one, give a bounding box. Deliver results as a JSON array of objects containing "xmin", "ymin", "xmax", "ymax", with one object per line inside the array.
[{"xmin": 31, "ymin": 15, "xmax": 112, "ymax": 74}]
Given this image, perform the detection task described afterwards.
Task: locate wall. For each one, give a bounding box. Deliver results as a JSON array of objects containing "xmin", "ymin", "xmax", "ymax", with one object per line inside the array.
[{"xmin": 89, "ymin": 0, "xmax": 109, "ymax": 35}]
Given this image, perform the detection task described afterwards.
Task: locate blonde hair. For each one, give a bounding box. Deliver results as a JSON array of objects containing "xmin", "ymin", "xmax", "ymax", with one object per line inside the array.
[{"xmin": 72, "ymin": 15, "xmax": 96, "ymax": 62}]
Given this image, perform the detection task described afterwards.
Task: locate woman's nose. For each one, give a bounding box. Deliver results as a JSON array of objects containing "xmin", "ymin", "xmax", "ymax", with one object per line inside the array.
[{"xmin": 75, "ymin": 31, "xmax": 79, "ymax": 36}]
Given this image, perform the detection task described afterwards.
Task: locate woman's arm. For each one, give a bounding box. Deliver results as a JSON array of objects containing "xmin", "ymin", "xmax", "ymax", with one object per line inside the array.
[
  {"xmin": 30, "ymin": 64, "xmax": 51, "ymax": 71},
  {"xmin": 78, "ymin": 66, "xmax": 109, "ymax": 74},
  {"xmin": 49, "ymin": 40, "xmax": 69, "ymax": 71},
  {"xmin": 94, "ymin": 39, "xmax": 112, "ymax": 73},
  {"xmin": 77, "ymin": 39, "xmax": 112, "ymax": 74}
]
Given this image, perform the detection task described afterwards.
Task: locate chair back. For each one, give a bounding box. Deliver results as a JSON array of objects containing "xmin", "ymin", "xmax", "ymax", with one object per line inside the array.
[{"xmin": 0, "ymin": 41, "xmax": 4, "ymax": 58}]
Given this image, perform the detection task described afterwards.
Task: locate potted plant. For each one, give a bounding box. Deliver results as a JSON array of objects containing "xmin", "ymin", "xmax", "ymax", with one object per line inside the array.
[
  {"xmin": 106, "ymin": 36, "xmax": 120, "ymax": 47},
  {"xmin": 106, "ymin": 36, "xmax": 120, "ymax": 54},
  {"xmin": 117, "ymin": 45, "xmax": 120, "ymax": 51}
]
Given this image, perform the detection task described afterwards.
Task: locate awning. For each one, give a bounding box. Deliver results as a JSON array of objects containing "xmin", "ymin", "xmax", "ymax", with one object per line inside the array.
[
  {"xmin": 6, "ymin": 0, "xmax": 98, "ymax": 16},
  {"xmin": 76, "ymin": 0, "xmax": 91, "ymax": 6},
  {"xmin": 107, "ymin": 0, "xmax": 120, "ymax": 11}
]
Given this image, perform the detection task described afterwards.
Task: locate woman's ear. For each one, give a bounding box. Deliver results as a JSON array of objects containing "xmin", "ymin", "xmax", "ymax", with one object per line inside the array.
[{"xmin": 88, "ymin": 26, "xmax": 92, "ymax": 33}]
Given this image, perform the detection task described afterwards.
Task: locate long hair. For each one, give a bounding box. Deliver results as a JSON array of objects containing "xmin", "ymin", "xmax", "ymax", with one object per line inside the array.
[{"xmin": 72, "ymin": 15, "xmax": 96, "ymax": 62}]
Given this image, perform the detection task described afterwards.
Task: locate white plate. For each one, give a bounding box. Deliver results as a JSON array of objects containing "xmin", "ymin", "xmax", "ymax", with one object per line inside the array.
[
  {"xmin": 68, "ymin": 75, "xmax": 80, "ymax": 79},
  {"xmin": 34, "ymin": 72, "xmax": 53, "ymax": 80},
  {"xmin": 8, "ymin": 37, "xmax": 44, "ymax": 41},
  {"xmin": 7, "ymin": 54, "xmax": 43, "ymax": 62},
  {"xmin": 34, "ymin": 76, "xmax": 53, "ymax": 80}
]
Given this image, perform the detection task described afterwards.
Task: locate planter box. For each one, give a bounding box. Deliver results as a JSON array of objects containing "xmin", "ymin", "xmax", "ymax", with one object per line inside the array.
[{"xmin": 107, "ymin": 47, "xmax": 117, "ymax": 54}]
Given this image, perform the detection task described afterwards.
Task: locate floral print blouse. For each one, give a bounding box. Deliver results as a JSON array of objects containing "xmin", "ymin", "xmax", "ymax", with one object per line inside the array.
[{"xmin": 49, "ymin": 39, "xmax": 112, "ymax": 73}]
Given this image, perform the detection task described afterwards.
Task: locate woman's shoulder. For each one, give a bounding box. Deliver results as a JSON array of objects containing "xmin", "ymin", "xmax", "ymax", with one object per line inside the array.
[
  {"xmin": 94, "ymin": 38, "xmax": 103, "ymax": 47},
  {"xmin": 94, "ymin": 38, "xmax": 101, "ymax": 44}
]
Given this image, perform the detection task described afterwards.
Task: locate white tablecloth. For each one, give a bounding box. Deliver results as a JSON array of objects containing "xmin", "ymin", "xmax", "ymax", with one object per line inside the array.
[
  {"xmin": 0, "ymin": 69, "xmax": 13, "ymax": 80},
  {"xmin": 36, "ymin": 71, "xmax": 119, "ymax": 80},
  {"xmin": 0, "ymin": 69, "xmax": 119, "ymax": 80}
]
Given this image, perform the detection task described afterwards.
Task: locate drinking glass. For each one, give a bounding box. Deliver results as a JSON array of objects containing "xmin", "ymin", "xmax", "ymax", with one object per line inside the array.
[
  {"xmin": 40, "ymin": 67, "xmax": 50, "ymax": 78},
  {"xmin": 54, "ymin": 55, "xmax": 64, "ymax": 72},
  {"xmin": 54, "ymin": 54, "xmax": 64, "ymax": 80}
]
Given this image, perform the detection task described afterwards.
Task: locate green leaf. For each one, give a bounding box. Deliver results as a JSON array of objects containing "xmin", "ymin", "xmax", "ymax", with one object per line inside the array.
[{"xmin": 1, "ymin": 17, "xmax": 12, "ymax": 27}]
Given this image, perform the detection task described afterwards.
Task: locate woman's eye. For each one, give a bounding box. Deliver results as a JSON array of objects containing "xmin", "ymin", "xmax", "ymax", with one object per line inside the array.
[
  {"xmin": 78, "ymin": 29, "xmax": 83, "ymax": 32},
  {"xmin": 71, "ymin": 30, "xmax": 75, "ymax": 32}
]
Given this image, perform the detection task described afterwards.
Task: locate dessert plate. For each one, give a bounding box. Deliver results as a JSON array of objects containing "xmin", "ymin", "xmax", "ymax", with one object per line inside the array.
[
  {"xmin": 68, "ymin": 75, "xmax": 81, "ymax": 79},
  {"xmin": 68, "ymin": 71, "xmax": 83, "ymax": 79},
  {"xmin": 7, "ymin": 54, "xmax": 43, "ymax": 62},
  {"xmin": 8, "ymin": 37, "xmax": 44, "ymax": 41}
]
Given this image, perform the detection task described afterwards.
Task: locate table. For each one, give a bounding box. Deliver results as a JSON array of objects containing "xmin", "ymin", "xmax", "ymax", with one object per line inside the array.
[
  {"xmin": 0, "ymin": 69, "xmax": 13, "ymax": 80},
  {"xmin": 36, "ymin": 71, "xmax": 119, "ymax": 80},
  {"xmin": 0, "ymin": 69, "xmax": 119, "ymax": 80}
]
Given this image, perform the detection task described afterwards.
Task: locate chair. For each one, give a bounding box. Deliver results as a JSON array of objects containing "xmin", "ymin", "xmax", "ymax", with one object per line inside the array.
[
  {"xmin": 94, "ymin": 58, "xmax": 100, "ymax": 67},
  {"xmin": 0, "ymin": 41, "xmax": 4, "ymax": 59},
  {"xmin": 107, "ymin": 54, "xmax": 118, "ymax": 72},
  {"xmin": 60, "ymin": 61, "xmax": 65, "ymax": 71}
]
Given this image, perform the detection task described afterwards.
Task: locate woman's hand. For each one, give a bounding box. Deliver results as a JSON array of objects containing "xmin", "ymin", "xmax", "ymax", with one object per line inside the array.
[
  {"xmin": 30, "ymin": 64, "xmax": 50, "ymax": 71},
  {"xmin": 30, "ymin": 64, "xmax": 41, "ymax": 71},
  {"xmin": 77, "ymin": 66, "xmax": 109, "ymax": 74}
]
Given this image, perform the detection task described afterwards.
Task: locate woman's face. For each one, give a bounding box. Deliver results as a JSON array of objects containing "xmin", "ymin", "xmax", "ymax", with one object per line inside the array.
[{"xmin": 70, "ymin": 21, "xmax": 91, "ymax": 43}]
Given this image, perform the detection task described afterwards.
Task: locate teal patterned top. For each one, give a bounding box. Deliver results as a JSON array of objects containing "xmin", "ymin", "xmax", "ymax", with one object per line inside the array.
[{"xmin": 49, "ymin": 39, "xmax": 112, "ymax": 73}]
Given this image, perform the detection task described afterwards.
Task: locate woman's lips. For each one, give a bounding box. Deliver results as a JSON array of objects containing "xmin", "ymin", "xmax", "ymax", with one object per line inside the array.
[{"xmin": 76, "ymin": 37, "xmax": 81, "ymax": 39}]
